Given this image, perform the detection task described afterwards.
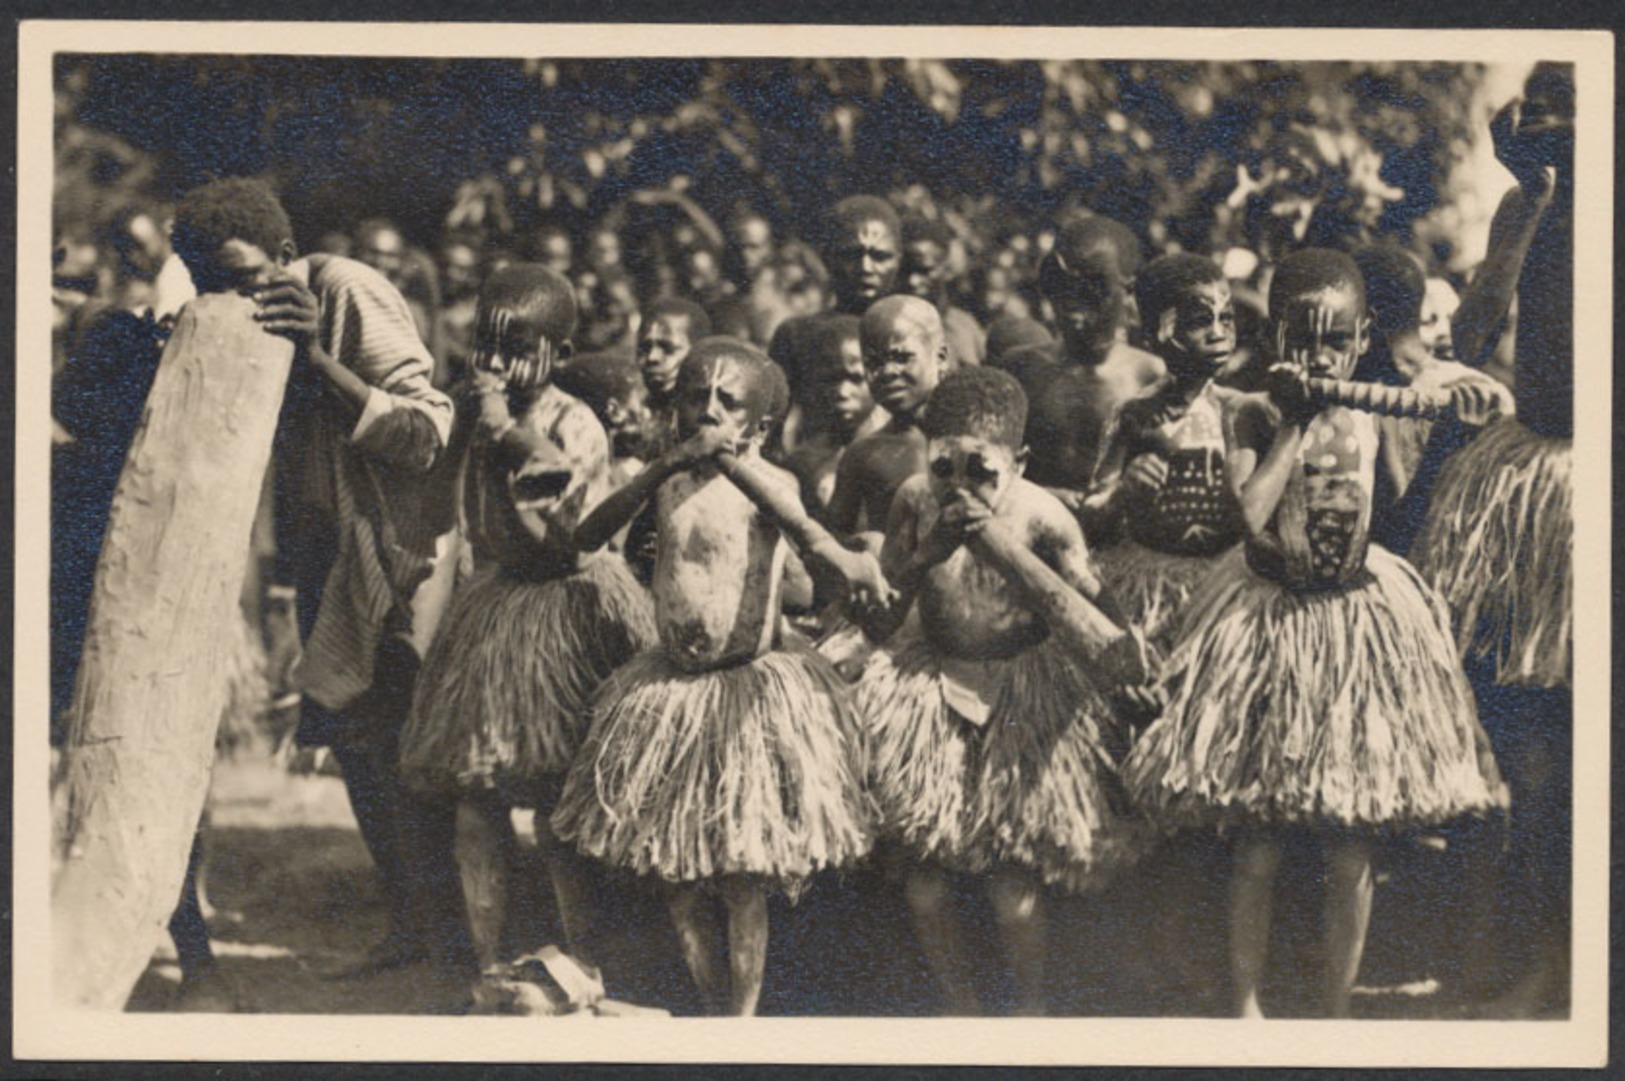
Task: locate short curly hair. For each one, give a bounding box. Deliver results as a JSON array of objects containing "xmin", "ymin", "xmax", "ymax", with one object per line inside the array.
[
  {"xmin": 1135, "ymin": 253, "xmax": 1226, "ymax": 337},
  {"xmin": 921, "ymin": 365, "xmax": 1028, "ymax": 450},
  {"xmin": 170, "ymin": 177, "xmax": 293, "ymax": 278}
]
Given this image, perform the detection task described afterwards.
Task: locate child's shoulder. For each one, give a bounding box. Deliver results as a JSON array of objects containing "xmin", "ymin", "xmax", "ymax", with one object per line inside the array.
[{"xmin": 1010, "ymin": 477, "xmax": 1080, "ymax": 534}]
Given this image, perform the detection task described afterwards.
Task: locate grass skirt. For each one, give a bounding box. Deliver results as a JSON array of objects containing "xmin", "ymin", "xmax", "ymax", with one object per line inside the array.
[
  {"xmin": 1094, "ymin": 540, "xmax": 1231, "ymax": 647},
  {"xmin": 400, "ymin": 556, "xmax": 657, "ymax": 801},
  {"xmin": 551, "ymin": 642, "xmax": 872, "ymax": 888},
  {"xmin": 854, "ymin": 635, "xmax": 1141, "ymax": 892},
  {"xmin": 1410, "ymin": 420, "xmax": 1571, "ymax": 689},
  {"xmin": 1122, "ymin": 546, "xmax": 1506, "ymax": 832}
]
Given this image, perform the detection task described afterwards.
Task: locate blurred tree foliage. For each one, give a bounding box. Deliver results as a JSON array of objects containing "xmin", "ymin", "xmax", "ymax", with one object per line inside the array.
[{"xmin": 56, "ymin": 54, "xmax": 1489, "ymax": 267}]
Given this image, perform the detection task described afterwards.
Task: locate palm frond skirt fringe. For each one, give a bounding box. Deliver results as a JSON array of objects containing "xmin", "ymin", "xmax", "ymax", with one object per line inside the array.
[
  {"xmin": 854, "ymin": 635, "xmax": 1141, "ymax": 893},
  {"xmin": 551, "ymin": 642, "xmax": 873, "ymax": 890},
  {"xmin": 1093, "ymin": 540, "xmax": 1233, "ymax": 647},
  {"xmin": 1410, "ymin": 419, "xmax": 1571, "ymax": 689},
  {"xmin": 1122, "ymin": 545, "xmax": 1507, "ymax": 832},
  {"xmin": 400, "ymin": 556, "xmax": 657, "ymax": 799}
]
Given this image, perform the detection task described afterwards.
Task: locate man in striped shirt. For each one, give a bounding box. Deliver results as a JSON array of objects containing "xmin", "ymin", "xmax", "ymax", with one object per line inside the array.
[{"xmin": 170, "ymin": 178, "xmax": 470, "ymax": 979}]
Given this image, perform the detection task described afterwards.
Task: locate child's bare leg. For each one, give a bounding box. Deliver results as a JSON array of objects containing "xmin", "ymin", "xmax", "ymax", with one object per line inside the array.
[
  {"xmin": 666, "ymin": 883, "xmax": 727, "ymax": 1015},
  {"xmin": 455, "ymin": 796, "xmax": 513, "ymax": 969},
  {"xmin": 1230, "ymin": 834, "xmax": 1282, "ymax": 1018},
  {"xmin": 903, "ymin": 864, "xmax": 980, "ymax": 1015},
  {"xmin": 535, "ymin": 818, "xmax": 599, "ymax": 968},
  {"xmin": 1322, "ymin": 837, "xmax": 1374, "ymax": 1018},
  {"xmin": 987, "ymin": 866, "xmax": 1048, "ymax": 1016},
  {"xmin": 718, "ymin": 875, "xmax": 770, "ymax": 1017}
]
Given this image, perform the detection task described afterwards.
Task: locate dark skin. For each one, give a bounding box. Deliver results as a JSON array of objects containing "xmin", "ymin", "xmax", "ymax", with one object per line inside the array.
[{"xmin": 827, "ymin": 299, "xmax": 945, "ymax": 540}]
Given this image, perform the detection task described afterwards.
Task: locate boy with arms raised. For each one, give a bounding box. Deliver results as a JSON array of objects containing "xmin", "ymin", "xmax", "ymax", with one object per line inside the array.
[
  {"xmin": 552, "ymin": 339, "xmax": 890, "ymax": 1016},
  {"xmin": 855, "ymin": 366, "xmax": 1150, "ymax": 1015}
]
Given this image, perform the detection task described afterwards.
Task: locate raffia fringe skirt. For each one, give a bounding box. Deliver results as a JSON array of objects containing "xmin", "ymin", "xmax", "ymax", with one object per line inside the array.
[
  {"xmin": 551, "ymin": 642, "xmax": 872, "ymax": 889},
  {"xmin": 1094, "ymin": 541, "xmax": 1232, "ymax": 647},
  {"xmin": 854, "ymin": 635, "xmax": 1141, "ymax": 892},
  {"xmin": 1122, "ymin": 546, "xmax": 1506, "ymax": 832},
  {"xmin": 1410, "ymin": 419, "xmax": 1571, "ymax": 689},
  {"xmin": 400, "ymin": 557, "xmax": 657, "ymax": 799}
]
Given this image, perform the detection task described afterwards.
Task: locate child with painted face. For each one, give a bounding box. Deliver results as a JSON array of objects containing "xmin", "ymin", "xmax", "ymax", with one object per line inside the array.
[
  {"xmin": 854, "ymin": 367, "xmax": 1150, "ymax": 1016},
  {"xmin": 1086, "ymin": 254, "xmax": 1247, "ymax": 645},
  {"xmin": 553, "ymin": 339, "xmax": 884, "ymax": 1016},
  {"xmin": 1122, "ymin": 250, "xmax": 1506, "ymax": 1019},
  {"xmin": 399, "ymin": 265, "xmax": 658, "ymax": 979}
]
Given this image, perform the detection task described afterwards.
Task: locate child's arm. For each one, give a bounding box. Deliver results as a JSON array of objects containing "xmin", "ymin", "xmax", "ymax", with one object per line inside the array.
[
  {"xmin": 857, "ymin": 480, "xmax": 966, "ymax": 640},
  {"xmin": 714, "ymin": 450, "xmax": 895, "ymax": 610},
  {"xmin": 1452, "ymin": 105, "xmax": 1558, "ymax": 368},
  {"xmin": 573, "ymin": 426, "xmax": 729, "ymax": 553},
  {"xmin": 1228, "ymin": 377, "xmax": 1309, "ymax": 538},
  {"xmin": 967, "ymin": 513, "xmax": 1149, "ymax": 685},
  {"xmin": 1080, "ymin": 398, "xmax": 1169, "ymax": 529},
  {"xmin": 824, "ymin": 442, "xmax": 866, "ymax": 537}
]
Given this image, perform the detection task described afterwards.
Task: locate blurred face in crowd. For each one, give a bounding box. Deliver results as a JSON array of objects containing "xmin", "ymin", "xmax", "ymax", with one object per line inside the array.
[
  {"xmin": 902, "ymin": 238, "xmax": 950, "ymax": 305},
  {"xmin": 1271, "ymin": 282, "xmax": 1368, "ymax": 382},
  {"xmin": 1049, "ymin": 245, "xmax": 1130, "ymax": 362},
  {"xmin": 638, "ymin": 312, "xmax": 696, "ymax": 397},
  {"xmin": 357, "ymin": 224, "xmax": 406, "ymax": 284},
  {"xmin": 439, "ymin": 240, "xmax": 482, "ymax": 303},
  {"xmin": 684, "ymin": 248, "xmax": 724, "ymax": 298},
  {"xmin": 1419, "ymin": 277, "xmax": 1460, "ymax": 359},
  {"xmin": 730, "ymin": 216, "xmax": 774, "ymax": 280},
  {"xmin": 587, "ymin": 228, "xmax": 622, "ymax": 274},
  {"xmin": 537, "ymin": 230, "xmax": 574, "ymax": 277},
  {"xmin": 828, "ymin": 217, "xmax": 900, "ymax": 312},
  {"xmin": 807, "ymin": 330, "xmax": 875, "ymax": 440}
]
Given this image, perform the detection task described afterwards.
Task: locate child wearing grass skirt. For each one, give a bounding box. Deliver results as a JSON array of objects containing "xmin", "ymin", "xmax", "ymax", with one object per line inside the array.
[
  {"xmin": 854, "ymin": 366, "xmax": 1152, "ymax": 1016},
  {"xmin": 1409, "ymin": 64, "xmax": 1574, "ymax": 1017},
  {"xmin": 1122, "ymin": 250, "xmax": 1506, "ymax": 1018},
  {"xmin": 399, "ymin": 265, "xmax": 657, "ymax": 974},
  {"xmin": 552, "ymin": 338, "xmax": 889, "ymax": 1016}
]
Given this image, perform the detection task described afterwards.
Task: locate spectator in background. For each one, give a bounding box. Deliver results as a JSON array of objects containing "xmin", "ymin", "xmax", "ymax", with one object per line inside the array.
[
  {"xmin": 531, "ymin": 222, "xmax": 575, "ymax": 279},
  {"xmin": 434, "ymin": 228, "xmax": 485, "ymax": 386},
  {"xmin": 900, "ymin": 213, "xmax": 985, "ymax": 371}
]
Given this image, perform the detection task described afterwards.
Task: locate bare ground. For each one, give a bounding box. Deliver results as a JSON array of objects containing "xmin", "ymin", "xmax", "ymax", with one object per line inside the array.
[{"xmin": 125, "ymin": 746, "xmax": 1549, "ymax": 1020}]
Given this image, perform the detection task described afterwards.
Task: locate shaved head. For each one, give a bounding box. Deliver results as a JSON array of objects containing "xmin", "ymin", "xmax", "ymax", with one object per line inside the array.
[{"xmin": 860, "ymin": 295, "xmax": 944, "ymax": 355}]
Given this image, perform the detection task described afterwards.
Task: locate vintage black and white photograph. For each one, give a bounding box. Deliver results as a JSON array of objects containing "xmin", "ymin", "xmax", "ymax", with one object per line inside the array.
[{"xmin": 16, "ymin": 20, "xmax": 1610, "ymax": 1068}]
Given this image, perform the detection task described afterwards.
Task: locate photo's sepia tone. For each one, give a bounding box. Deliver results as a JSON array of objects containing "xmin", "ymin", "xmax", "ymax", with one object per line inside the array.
[{"xmin": 20, "ymin": 22, "xmax": 1610, "ymax": 1068}]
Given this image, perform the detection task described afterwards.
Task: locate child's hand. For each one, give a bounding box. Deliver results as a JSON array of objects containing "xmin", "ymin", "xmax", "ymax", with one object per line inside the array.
[
  {"xmin": 920, "ymin": 499, "xmax": 988, "ymax": 564},
  {"xmin": 1263, "ymin": 362, "xmax": 1315, "ymax": 426},
  {"xmin": 836, "ymin": 548, "xmax": 897, "ymax": 616},
  {"xmin": 253, "ymin": 275, "xmax": 321, "ymax": 351},
  {"xmin": 471, "ymin": 368, "xmax": 514, "ymax": 438},
  {"xmin": 1098, "ymin": 626, "xmax": 1153, "ymax": 688},
  {"xmin": 667, "ymin": 426, "xmax": 738, "ymax": 468},
  {"xmin": 1447, "ymin": 376, "xmax": 1514, "ymax": 428},
  {"xmin": 1491, "ymin": 100, "xmax": 1563, "ymax": 196},
  {"xmin": 1120, "ymin": 452, "xmax": 1170, "ymax": 498}
]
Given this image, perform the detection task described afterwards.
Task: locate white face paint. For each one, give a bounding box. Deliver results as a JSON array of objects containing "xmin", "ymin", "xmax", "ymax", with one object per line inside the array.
[{"xmin": 1273, "ymin": 284, "xmax": 1364, "ymax": 380}]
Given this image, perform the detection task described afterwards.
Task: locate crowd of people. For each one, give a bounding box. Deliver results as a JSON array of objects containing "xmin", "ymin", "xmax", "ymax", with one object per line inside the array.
[{"xmin": 49, "ymin": 61, "xmax": 1574, "ymax": 1021}]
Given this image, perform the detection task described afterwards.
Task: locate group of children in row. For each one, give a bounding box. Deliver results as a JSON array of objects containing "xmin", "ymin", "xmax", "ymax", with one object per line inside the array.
[
  {"xmin": 75, "ymin": 63, "xmax": 1567, "ymax": 1020},
  {"xmin": 394, "ymin": 58, "xmax": 1572, "ymax": 1016}
]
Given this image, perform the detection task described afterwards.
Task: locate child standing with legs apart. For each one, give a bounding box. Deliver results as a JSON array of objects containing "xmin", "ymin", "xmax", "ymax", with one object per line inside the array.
[
  {"xmin": 855, "ymin": 366, "xmax": 1152, "ymax": 1016},
  {"xmin": 1122, "ymin": 249, "xmax": 1507, "ymax": 1018},
  {"xmin": 398, "ymin": 265, "xmax": 657, "ymax": 976},
  {"xmin": 552, "ymin": 338, "xmax": 887, "ymax": 1016}
]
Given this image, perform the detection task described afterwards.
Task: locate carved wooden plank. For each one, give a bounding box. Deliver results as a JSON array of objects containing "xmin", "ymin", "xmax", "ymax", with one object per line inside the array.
[{"xmin": 52, "ymin": 292, "xmax": 293, "ymax": 1011}]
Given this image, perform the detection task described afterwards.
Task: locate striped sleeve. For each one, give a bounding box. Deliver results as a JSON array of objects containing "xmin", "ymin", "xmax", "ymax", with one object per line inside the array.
[{"xmin": 310, "ymin": 255, "xmax": 454, "ymax": 472}]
